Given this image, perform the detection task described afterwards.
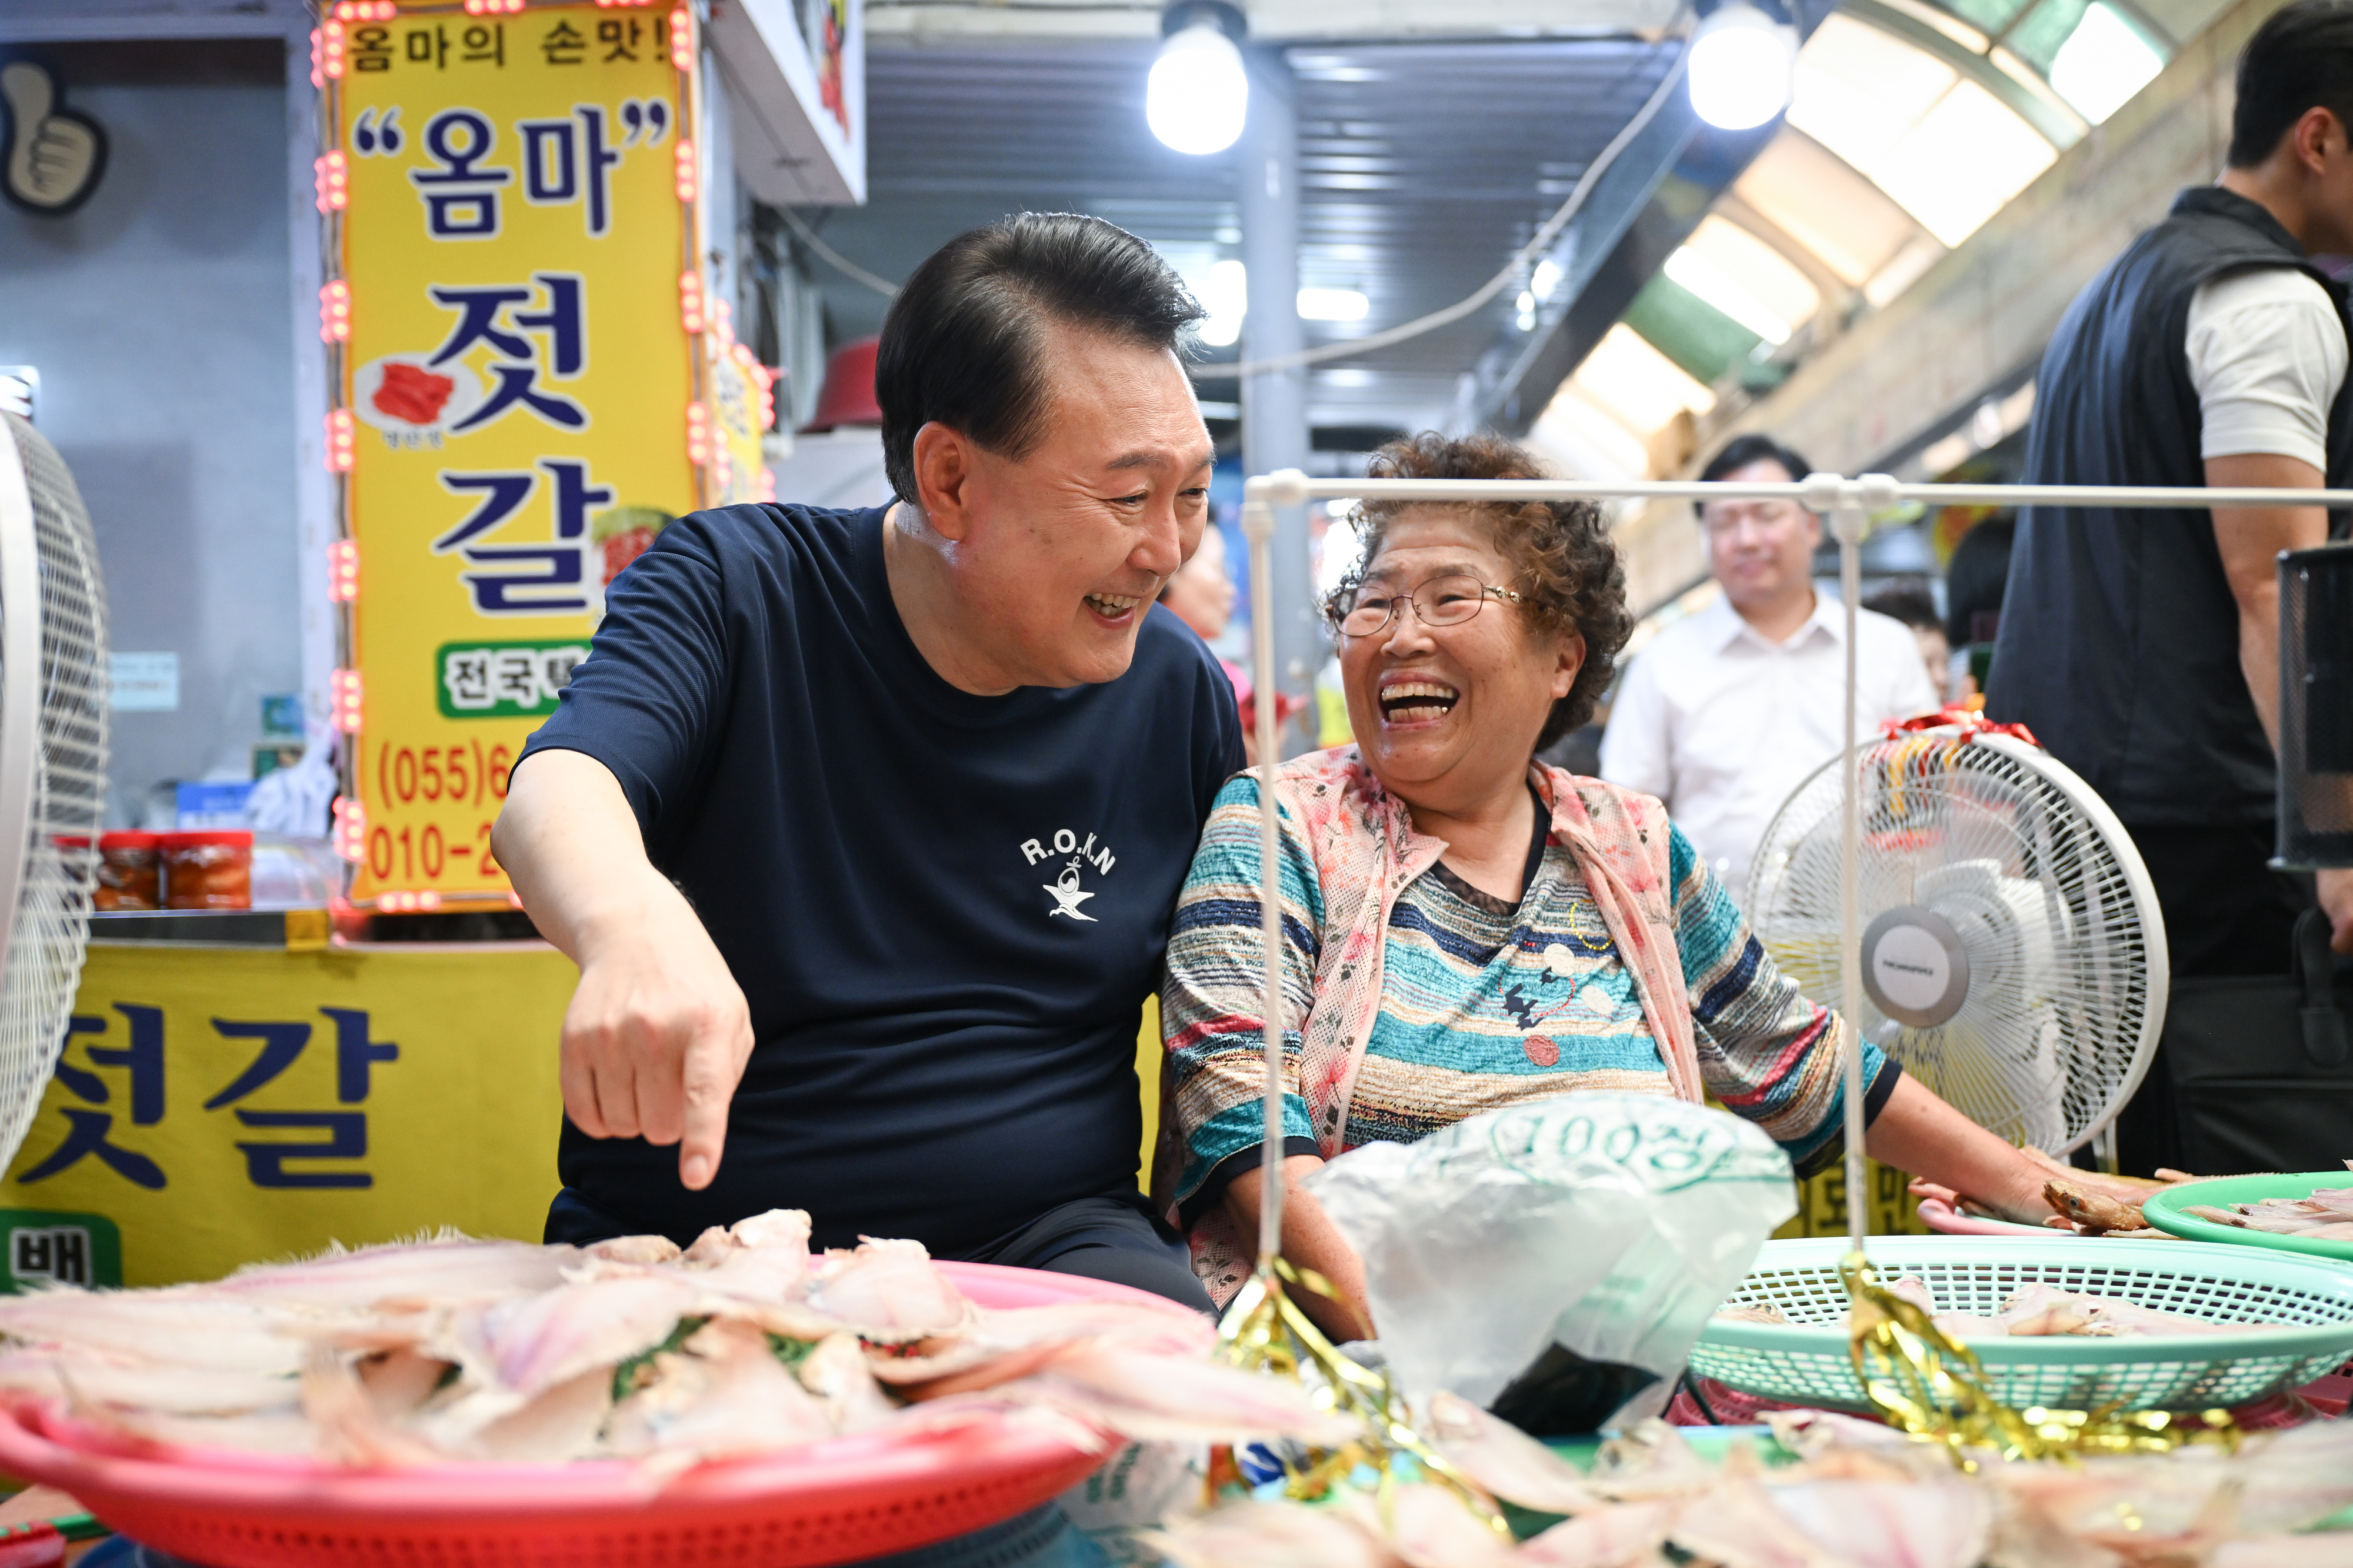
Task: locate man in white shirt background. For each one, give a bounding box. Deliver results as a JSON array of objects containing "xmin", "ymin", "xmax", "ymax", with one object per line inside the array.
[
  {"xmin": 1601, "ymin": 434, "xmax": 1939, "ymax": 903},
  {"xmin": 1989, "ymin": 0, "xmax": 2353, "ymax": 1175}
]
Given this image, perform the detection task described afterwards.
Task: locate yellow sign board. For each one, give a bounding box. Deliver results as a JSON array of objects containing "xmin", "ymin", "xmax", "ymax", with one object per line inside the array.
[
  {"xmin": 0, "ymin": 943, "xmax": 572, "ymax": 1288},
  {"xmin": 326, "ymin": 2, "xmax": 737, "ymax": 906}
]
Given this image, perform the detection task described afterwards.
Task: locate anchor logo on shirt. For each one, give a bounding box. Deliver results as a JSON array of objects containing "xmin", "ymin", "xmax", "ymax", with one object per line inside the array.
[
  {"xmin": 1043, "ymin": 858, "xmax": 1098, "ymax": 921},
  {"xmin": 1019, "ymin": 828, "xmax": 1115, "ymax": 922}
]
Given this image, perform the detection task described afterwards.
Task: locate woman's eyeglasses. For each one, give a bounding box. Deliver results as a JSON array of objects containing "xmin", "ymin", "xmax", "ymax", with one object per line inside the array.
[{"xmin": 1334, "ymin": 573, "xmax": 1525, "ymax": 637}]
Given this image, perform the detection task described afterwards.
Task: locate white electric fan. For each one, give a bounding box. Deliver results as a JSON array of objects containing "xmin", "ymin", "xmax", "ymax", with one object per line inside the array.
[
  {"xmin": 1745, "ymin": 724, "xmax": 2167, "ymax": 1155},
  {"xmin": 0, "ymin": 414, "xmax": 109, "ymax": 1173}
]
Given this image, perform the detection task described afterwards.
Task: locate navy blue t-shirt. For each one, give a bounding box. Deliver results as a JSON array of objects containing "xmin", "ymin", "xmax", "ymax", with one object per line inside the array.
[{"xmin": 520, "ymin": 503, "xmax": 1244, "ymax": 1256}]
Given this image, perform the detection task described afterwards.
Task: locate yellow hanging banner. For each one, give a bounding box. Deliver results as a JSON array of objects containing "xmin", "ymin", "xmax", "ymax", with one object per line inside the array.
[
  {"xmin": 0, "ymin": 943, "xmax": 572, "ymax": 1289},
  {"xmin": 325, "ymin": 1, "xmax": 723, "ymax": 908}
]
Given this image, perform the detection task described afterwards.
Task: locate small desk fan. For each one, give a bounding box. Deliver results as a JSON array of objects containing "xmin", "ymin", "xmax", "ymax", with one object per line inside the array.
[
  {"xmin": 0, "ymin": 415, "xmax": 109, "ymax": 1173},
  {"xmin": 1745, "ymin": 722, "xmax": 2167, "ymax": 1154}
]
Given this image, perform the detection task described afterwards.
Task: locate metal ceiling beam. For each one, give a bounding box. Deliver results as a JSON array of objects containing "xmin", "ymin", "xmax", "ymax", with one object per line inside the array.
[
  {"xmin": 1841, "ymin": 0, "xmax": 2084, "ymax": 150},
  {"xmin": 865, "ymin": 0, "xmax": 1683, "ymax": 42}
]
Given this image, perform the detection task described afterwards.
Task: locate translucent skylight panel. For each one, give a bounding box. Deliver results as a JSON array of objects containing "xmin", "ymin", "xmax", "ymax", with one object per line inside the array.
[
  {"xmin": 1572, "ymin": 323, "xmax": 1717, "ymax": 436},
  {"xmin": 2007, "ymin": 0, "xmax": 2091, "ymax": 72},
  {"xmin": 1734, "ymin": 132, "xmax": 1923, "ymax": 286},
  {"xmin": 1942, "ymin": 0, "xmax": 2034, "ymax": 31},
  {"xmin": 1787, "ymin": 14, "xmax": 1959, "ymax": 176},
  {"xmin": 2048, "ymin": 3, "xmax": 2167, "ymax": 123},
  {"xmin": 1864, "ymin": 233, "xmax": 1947, "ymax": 306},
  {"xmin": 1867, "ymin": 79, "xmax": 2058, "ymax": 245},
  {"xmin": 1682, "ymin": 215, "xmax": 1821, "ymax": 335},
  {"xmin": 1529, "ymin": 386, "xmax": 1653, "ymax": 479}
]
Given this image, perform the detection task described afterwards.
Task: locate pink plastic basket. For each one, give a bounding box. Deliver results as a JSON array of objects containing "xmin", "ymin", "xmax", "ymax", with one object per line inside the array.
[
  {"xmin": 1915, "ymin": 1197, "xmax": 2069, "ymax": 1237},
  {"xmin": 0, "ymin": 1262, "xmax": 1179, "ymax": 1568}
]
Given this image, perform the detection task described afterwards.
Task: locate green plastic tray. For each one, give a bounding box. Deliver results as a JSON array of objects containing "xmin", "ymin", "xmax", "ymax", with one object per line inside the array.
[
  {"xmin": 1691, "ymin": 1236, "xmax": 2353, "ymax": 1412},
  {"xmin": 2142, "ymin": 1173, "xmax": 2353, "ymax": 1262}
]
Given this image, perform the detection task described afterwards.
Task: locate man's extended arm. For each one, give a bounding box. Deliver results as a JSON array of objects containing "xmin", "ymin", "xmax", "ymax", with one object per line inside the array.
[
  {"xmin": 494, "ymin": 748, "xmax": 754, "ymax": 1189},
  {"xmin": 2206, "ymin": 451, "xmax": 2353, "ymax": 951}
]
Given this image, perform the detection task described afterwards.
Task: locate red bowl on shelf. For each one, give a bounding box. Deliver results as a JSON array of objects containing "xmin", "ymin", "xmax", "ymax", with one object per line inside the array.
[{"xmin": 0, "ymin": 1262, "xmax": 1177, "ymax": 1568}]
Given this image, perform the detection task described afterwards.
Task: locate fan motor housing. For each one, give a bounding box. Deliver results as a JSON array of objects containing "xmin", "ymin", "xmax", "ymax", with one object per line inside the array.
[{"xmin": 1861, "ymin": 905, "xmax": 1972, "ymax": 1028}]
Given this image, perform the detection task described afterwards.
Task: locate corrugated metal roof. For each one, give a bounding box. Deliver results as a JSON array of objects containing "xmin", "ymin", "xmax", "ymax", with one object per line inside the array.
[{"xmin": 794, "ymin": 34, "xmax": 1680, "ymax": 439}]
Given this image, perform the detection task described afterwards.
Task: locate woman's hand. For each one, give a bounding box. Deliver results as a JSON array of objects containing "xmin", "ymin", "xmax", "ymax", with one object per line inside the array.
[
  {"xmin": 1222, "ymin": 1153, "xmax": 1377, "ymax": 1343},
  {"xmin": 1909, "ymin": 1147, "xmax": 2190, "ymax": 1228}
]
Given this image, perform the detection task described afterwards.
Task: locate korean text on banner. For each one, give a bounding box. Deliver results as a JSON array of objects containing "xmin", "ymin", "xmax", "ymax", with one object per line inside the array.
[
  {"xmin": 1, "ymin": 943, "xmax": 572, "ymax": 1289},
  {"xmin": 331, "ymin": 3, "xmax": 702, "ymax": 905}
]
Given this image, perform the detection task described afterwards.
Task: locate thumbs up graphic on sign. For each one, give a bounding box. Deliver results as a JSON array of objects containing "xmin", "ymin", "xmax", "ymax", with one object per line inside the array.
[{"xmin": 3, "ymin": 61, "xmax": 106, "ymax": 217}]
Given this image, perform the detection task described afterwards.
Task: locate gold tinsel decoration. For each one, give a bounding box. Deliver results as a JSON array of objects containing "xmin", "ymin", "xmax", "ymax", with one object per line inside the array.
[
  {"xmin": 1214, "ymin": 1258, "xmax": 1511, "ymax": 1537},
  {"xmin": 1839, "ymin": 1250, "xmax": 2238, "ymax": 1464}
]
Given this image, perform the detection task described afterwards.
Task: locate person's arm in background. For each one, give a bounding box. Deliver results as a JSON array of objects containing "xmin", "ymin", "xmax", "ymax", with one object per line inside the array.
[
  {"xmin": 495, "ymin": 752, "xmax": 754, "ymax": 1190},
  {"xmin": 2189, "ymin": 268, "xmax": 2353, "ymax": 952},
  {"xmin": 2207, "ymin": 459, "xmax": 2350, "ymax": 951},
  {"xmin": 1595, "ymin": 649, "xmax": 1669, "ymax": 801}
]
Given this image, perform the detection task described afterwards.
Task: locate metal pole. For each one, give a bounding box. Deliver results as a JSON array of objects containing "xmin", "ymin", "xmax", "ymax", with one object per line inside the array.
[
  {"xmin": 1238, "ymin": 51, "xmax": 1317, "ymax": 756},
  {"xmin": 1241, "ymin": 491, "xmax": 1286, "ymax": 1270},
  {"xmin": 1834, "ymin": 497, "xmax": 1870, "ymax": 1256}
]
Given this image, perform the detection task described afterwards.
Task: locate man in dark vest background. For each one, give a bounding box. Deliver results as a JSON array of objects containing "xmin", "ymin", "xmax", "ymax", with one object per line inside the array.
[{"xmin": 1989, "ymin": 0, "xmax": 2353, "ymax": 1173}]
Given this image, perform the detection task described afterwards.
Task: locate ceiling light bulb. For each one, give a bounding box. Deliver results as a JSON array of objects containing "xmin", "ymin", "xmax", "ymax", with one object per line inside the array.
[
  {"xmin": 1148, "ymin": 21, "xmax": 1249, "ymax": 156},
  {"xmin": 1687, "ymin": 2, "xmax": 1797, "ymax": 132}
]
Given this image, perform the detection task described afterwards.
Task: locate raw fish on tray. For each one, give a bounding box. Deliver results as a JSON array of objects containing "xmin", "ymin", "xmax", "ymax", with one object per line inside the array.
[
  {"xmin": 2184, "ymin": 1185, "xmax": 2353, "ymax": 1241},
  {"xmin": 1155, "ymin": 1412, "xmax": 2353, "ymax": 1568},
  {"xmin": 0, "ymin": 1210, "xmax": 1349, "ymax": 1472}
]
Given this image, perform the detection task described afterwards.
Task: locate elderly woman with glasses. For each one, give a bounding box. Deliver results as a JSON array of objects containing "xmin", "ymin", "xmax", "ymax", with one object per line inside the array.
[{"xmin": 1154, "ymin": 432, "xmax": 2101, "ymax": 1336}]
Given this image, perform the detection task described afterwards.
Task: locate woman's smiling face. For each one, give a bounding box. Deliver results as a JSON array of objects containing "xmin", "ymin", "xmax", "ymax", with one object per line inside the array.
[{"xmin": 1339, "ymin": 507, "xmax": 1584, "ymax": 811}]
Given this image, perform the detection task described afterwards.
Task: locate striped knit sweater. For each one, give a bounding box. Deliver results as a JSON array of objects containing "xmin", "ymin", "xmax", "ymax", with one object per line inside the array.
[{"xmin": 1163, "ymin": 773, "xmax": 1893, "ymax": 1212}]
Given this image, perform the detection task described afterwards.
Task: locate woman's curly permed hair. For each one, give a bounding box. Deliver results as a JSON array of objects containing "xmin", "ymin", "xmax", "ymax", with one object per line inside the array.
[{"xmin": 1327, "ymin": 431, "xmax": 1632, "ymax": 753}]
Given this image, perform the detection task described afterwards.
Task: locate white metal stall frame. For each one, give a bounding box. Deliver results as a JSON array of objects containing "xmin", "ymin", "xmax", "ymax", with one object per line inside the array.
[{"xmin": 1236, "ymin": 469, "xmax": 2353, "ymax": 1266}]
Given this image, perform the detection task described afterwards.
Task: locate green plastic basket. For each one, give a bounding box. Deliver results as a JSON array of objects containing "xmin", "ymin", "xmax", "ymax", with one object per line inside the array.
[
  {"xmin": 1690, "ymin": 1236, "xmax": 2353, "ymax": 1412},
  {"xmin": 2142, "ymin": 1173, "xmax": 2353, "ymax": 1263}
]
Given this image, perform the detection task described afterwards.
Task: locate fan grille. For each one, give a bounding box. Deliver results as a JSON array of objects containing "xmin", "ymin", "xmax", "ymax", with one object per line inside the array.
[
  {"xmin": 0, "ymin": 415, "xmax": 108, "ymax": 1177},
  {"xmin": 1746, "ymin": 733, "xmax": 2160, "ymax": 1155}
]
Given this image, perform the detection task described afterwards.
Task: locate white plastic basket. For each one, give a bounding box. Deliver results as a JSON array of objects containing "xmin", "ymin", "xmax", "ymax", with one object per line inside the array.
[{"xmin": 1691, "ymin": 1236, "xmax": 2353, "ymax": 1412}]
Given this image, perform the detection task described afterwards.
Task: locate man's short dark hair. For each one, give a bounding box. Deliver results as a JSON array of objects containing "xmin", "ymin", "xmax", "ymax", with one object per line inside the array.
[
  {"xmin": 1698, "ymin": 433, "xmax": 1811, "ymax": 485},
  {"xmin": 875, "ymin": 212, "xmax": 1205, "ymax": 505},
  {"xmin": 2228, "ymin": 0, "xmax": 2353, "ymax": 168}
]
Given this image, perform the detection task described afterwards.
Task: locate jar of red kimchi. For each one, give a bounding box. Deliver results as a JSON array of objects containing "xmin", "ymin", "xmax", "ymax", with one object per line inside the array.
[
  {"xmin": 161, "ymin": 830, "xmax": 252, "ymax": 910},
  {"xmin": 96, "ymin": 830, "xmax": 162, "ymax": 910}
]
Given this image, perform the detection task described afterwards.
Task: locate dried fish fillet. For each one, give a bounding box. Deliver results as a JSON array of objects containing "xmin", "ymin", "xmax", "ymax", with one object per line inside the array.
[{"xmin": 0, "ymin": 1211, "xmax": 1329, "ymax": 1472}]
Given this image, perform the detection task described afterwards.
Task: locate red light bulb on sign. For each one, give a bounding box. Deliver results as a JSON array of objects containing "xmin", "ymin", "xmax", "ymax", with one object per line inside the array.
[
  {"xmin": 318, "ymin": 280, "xmax": 351, "ymax": 343},
  {"xmin": 678, "ymin": 271, "xmax": 705, "ymax": 335},
  {"xmin": 314, "ymin": 152, "xmax": 348, "ymax": 212},
  {"xmin": 332, "ymin": 796, "xmax": 367, "ymax": 864},
  {"xmin": 329, "ymin": 539, "xmax": 360, "ymax": 602},
  {"xmin": 685, "ymin": 402, "xmax": 711, "ymax": 465},
  {"xmin": 324, "ymin": 409, "xmax": 355, "ymax": 473},
  {"xmin": 669, "ymin": 8, "xmax": 695, "ymax": 70},
  {"xmin": 674, "ymin": 141, "xmax": 697, "ymax": 204},
  {"xmin": 331, "ymin": 668, "xmax": 365, "ymax": 734}
]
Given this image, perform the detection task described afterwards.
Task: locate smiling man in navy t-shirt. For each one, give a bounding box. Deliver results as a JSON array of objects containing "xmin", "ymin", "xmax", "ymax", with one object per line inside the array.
[{"xmin": 493, "ymin": 214, "xmax": 1241, "ymax": 1309}]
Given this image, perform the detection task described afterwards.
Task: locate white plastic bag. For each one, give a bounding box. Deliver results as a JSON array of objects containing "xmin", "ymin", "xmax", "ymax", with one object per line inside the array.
[{"xmin": 1304, "ymin": 1094, "xmax": 1796, "ymax": 1426}]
